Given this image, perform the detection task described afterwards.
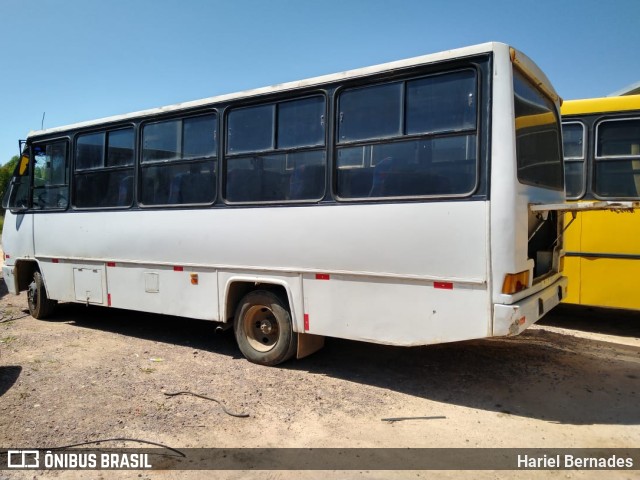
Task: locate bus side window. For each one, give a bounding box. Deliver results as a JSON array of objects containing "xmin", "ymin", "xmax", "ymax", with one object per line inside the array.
[
  {"xmin": 74, "ymin": 129, "xmax": 135, "ymax": 209},
  {"xmin": 594, "ymin": 118, "xmax": 640, "ymax": 198},
  {"xmin": 32, "ymin": 141, "xmax": 69, "ymax": 210},
  {"xmin": 225, "ymin": 97, "xmax": 326, "ymax": 203},
  {"xmin": 561, "ymin": 122, "xmax": 586, "ymax": 199},
  {"xmin": 140, "ymin": 114, "xmax": 217, "ymax": 206},
  {"xmin": 336, "ymin": 70, "xmax": 478, "ymax": 199}
]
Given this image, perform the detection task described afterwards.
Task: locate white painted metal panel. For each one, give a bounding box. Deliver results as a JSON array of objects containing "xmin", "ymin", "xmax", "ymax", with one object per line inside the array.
[
  {"xmin": 39, "ymin": 261, "xmax": 84, "ymax": 303},
  {"xmin": 1, "ymin": 212, "xmax": 34, "ymax": 261},
  {"xmin": 106, "ymin": 265, "xmax": 219, "ymax": 320},
  {"xmin": 302, "ymin": 274, "xmax": 490, "ymax": 346},
  {"xmin": 489, "ymin": 47, "xmax": 566, "ymax": 304},
  {"xmin": 30, "ymin": 200, "xmax": 488, "ymax": 342},
  {"xmin": 1, "ymin": 266, "xmax": 18, "ymax": 294},
  {"xmin": 31, "ymin": 201, "xmax": 488, "ymax": 282}
]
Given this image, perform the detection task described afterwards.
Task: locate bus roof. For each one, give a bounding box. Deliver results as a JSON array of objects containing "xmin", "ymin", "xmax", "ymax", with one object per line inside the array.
[
  {"xmin": 28, "ymin": 42, "xmax": 554, "ymax": 139},
  {"xmin": 561, "ymin": 94, "xmax": 640, "ymax": 116}
]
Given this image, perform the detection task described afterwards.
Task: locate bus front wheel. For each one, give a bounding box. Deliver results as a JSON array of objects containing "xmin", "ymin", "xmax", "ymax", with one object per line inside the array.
[
  {"xmin": 233, "ymin": 290, "xmax": 297, "ymax": 366},
  {"xmin": 27, "ymin": 272, "xmax": 57, "ymax": 319}
]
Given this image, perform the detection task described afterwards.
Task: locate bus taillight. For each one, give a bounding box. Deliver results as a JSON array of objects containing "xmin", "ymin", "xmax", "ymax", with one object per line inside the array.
[{"xmin": 502, "ymin": 271, "xmax": 530, "ymax": 295}]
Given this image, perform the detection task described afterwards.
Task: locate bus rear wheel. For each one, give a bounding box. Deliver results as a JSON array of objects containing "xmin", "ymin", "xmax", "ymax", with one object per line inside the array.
[
  {"xmin": 27, "ymin": 272, "xmax": 57, "ymax": 319},
  {"xmin": 233, "ymin": 290, "xmax": 297, "ymax": 366}
]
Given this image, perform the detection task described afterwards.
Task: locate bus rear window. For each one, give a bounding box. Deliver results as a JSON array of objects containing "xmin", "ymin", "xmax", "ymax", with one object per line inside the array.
[{"xmin": 513, "ymin": 69, "xmax": 563, "ymax": 189}]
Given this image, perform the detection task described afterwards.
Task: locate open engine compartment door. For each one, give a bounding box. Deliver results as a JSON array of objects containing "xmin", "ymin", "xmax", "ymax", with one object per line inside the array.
[
  {"xmin": 531, "ymin": 200, "xmax": 639, "ymax": 310},
  {"xmin": 530, "ymin": 201, "xmax": 639, "ymax": 238},
  {"xmin": 525, "ymin": 201, "xmax": 639, "ymax": 284},
  {"xmin": 530, "ymin": 201, "xmax": 640, "ymax": 215}
]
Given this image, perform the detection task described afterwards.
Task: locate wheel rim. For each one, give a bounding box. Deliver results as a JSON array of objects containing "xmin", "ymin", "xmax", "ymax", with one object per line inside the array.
[{"xmin": 242, "ymin": 305, "xmax": 280, "ymax": 353}]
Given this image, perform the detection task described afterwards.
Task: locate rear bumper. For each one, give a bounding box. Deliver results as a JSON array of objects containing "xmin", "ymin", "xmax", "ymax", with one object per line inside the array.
[{"xmin": 493, "ymin": 276, "xmax": 568, "ymax": 337}]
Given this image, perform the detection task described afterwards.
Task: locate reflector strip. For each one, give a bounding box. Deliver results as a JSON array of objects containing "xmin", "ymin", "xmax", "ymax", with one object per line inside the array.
[
  {"xmin": 52, "ymin": 259, "xmax": 59, "ymax": 264},
  {"xmin": 108, "ymin": 294, "xmax": 112, "ymax": 307},
  {"xmin": 434, "ymin": 282, "xmax": 453, "ymax": 290},
  {"xmin": 315, "ymin": 274, "xmax": 330, "ymax": 280},
  {"xmin": 304, "ymin": 314, "xmax": 310, "ymax": 331},
  {"xmin": 173, "ymin": 266, "xmax": 184, "ymax": 272},
  {"xmin": 4, "ymin": 254, "xmax": 9, "ymax": 259},
  {"xmin": 107, "ymin": 262, "xmax": 116, "ymax": 267}
]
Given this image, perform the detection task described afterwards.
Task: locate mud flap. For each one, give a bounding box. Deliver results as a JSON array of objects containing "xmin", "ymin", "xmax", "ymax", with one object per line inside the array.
[{"xmin": 296, "ymin": 332, "xmax": 325, "ymax": 359}]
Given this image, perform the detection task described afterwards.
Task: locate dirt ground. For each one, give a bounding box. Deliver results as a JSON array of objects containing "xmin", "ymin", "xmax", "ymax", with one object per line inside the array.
[{"xmin": 1, "ymin": 276, "xmax": 639, "ymax": 480}]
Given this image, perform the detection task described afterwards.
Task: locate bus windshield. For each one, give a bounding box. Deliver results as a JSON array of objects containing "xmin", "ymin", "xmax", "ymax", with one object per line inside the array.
[
  {"xmin": 513, "ymin": 69, "xmax": 563, "ymax": 189},
  {"xmin": 1, "ymin": 151, "xmax": 31, "ymax": 210}
]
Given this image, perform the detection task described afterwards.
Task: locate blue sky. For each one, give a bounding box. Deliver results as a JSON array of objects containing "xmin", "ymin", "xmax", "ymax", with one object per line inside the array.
[{"xmin": 0, "ymin": 0, "xmax": 638, "ymax": 165}]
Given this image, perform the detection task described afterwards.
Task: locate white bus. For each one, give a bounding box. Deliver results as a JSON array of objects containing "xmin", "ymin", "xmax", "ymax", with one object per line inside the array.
[{"xmin": 2, "ymin": 42, "xmax": 569, "ymax": 366}]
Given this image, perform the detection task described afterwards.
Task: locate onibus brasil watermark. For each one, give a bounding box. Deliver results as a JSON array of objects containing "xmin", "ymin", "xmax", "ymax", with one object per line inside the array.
[{"xmin": 6, "ymin": 450, "xmax": 152, "ymax": 470}]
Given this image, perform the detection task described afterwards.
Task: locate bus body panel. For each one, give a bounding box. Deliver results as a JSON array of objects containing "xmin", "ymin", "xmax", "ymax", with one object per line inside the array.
[
  {"xmin": 580, "ymin": 209, "xmax": 640, "ymax": 309},
  {"xmin": 38, "ymin": 260, "xmax": 107, "ymax": 304},
  {"xmin": 1, "ymin": 265, "xmax": 19, "ymax": 294},
  {"xmin": 488, "ymin": 46, "xmax": 520, "ymax": 302},
  {"xmin": 2, "ymin": 212, "xmax": 35, "ymax": 262},
  {"xmin": 26, "ymin": 201, "xmax": 490, "ymax": 344},
  {"xmin": 302, "ymin": 274, "xmax": 490, "ymax": 346},
  {"xmin": 489, "ymin": 45, "xmax": 565, "ymax": 306},
  {"xmin": 107, "ymin": 265, "xmax": 219, "ymax": 319},
  {"xmin": 578, "ymin": 257, "xmax": 640, "ymax": 310},
  {"xmin": 581, "ymin": 209, "xmax": 640, "ymax": 255},
  {"xmin": 29, "ymin": 202, "xmax": 489, "ymax": 282},
  {"xmin": 299, "ymin": 200, "xmax": 490, "ymax": 345},
  {"xmin": 565, "ymin": 208, "xmax": 640, "ymax": 310},
  {"xmin": 1, "ymin": 213, "xmax": 35, "ymax": 294}
]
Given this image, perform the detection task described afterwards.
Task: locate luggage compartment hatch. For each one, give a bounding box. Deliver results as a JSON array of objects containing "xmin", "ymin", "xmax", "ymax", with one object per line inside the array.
[{"xmin": 73, "ymin": 267, "xmax": 104, "ymax": 305}]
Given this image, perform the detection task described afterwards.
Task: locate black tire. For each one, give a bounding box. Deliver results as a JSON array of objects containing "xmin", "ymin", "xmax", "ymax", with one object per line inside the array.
[
  {"xmin": 27, "ymin": 272, "xmax": 57, "ymax": 319},
  {"xmin": 233, "ymin": 290, "xmax": 297, "ymax": 366}
]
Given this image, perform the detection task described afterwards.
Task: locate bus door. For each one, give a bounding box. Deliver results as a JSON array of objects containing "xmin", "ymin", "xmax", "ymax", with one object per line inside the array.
[
  {"xmin": 4, "ymin": 139, "xmax": 73, "ymax": 299},
  {"xmin": 1, "ymin": 148, "xmax": 35, "ymax": 294}
]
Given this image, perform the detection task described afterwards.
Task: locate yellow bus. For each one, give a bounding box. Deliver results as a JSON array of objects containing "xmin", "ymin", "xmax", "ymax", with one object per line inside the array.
[{"xmin": 562, "ymin": 94, "xmax": 640, "ymax": 309}]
